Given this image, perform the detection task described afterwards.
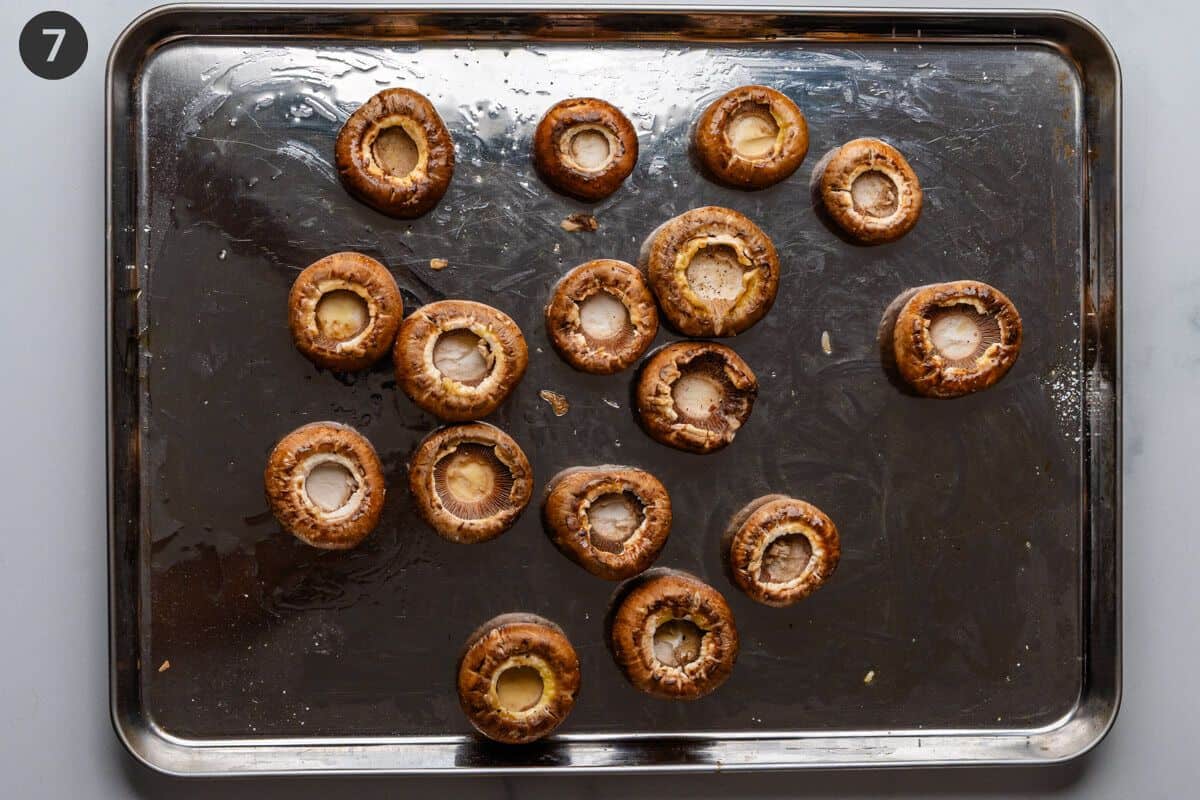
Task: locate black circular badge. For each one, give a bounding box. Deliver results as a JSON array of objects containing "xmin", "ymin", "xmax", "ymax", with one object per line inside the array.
[{"xmin": 20, "ymin": 11, "xmax": 87, "ymax": 80}]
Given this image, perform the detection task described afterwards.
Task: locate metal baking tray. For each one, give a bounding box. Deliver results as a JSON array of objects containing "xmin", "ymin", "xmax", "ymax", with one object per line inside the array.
[{"xmin": 106, "ymin": 4, "xmax": 1120, "ymax": 775}]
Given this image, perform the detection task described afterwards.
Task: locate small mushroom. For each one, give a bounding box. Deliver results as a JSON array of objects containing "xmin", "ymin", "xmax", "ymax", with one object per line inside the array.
[
  {"xmin": 288, "ymin": 252, "xmax": 404, "ymax": 371},
  {"xmin": 457, "ymin": 612, "xmax": 581, "ymax": 744},
  {"xmin": 408, "ymin": 422, "xmax": 533, "ymax": 543},
  {"xmin": 542, "ymin": 465, "xmax": 672, "ymax": 580},
  {"xmin": 533, "ymin": 98, "xmax": 638, "ymax": 201},
  {"xmin": 694, "ymin": 85, "xmax": 809, "ymax": 189},
  {"xmin": 335, "ymin": 88, "xmax": 454, "ymax": 218},
  {"xmin": 722, "ymin": 494, "xmax": 840, "ymax": 607},
  {"xmin": 816, "ymin": 138, "xmax": 922, "ymax": 243},
  {"xmin": 885, "ymin": 280, "xmax": 1023, "ymax": 398},
  {"xmin": 640, "ymin": 207, "xmax": 779, "ymax": 337},
  {"xmin": 606, "ymin": 568, "xmax": 738, "ymax": 700},
  {"xmin": 395, "ymin": 300, "xmax": 528, "ymax": 421},
  {"xmin": 264, "ymin": 421, "xmax": 386, "ymax": 549},
  {"xmin": 545, "ymin": 259, "xmax": 659, "ymax": 375},
  {"xmin": 635, "ymin": 341, "xmax": 757, "ymax": 454}
]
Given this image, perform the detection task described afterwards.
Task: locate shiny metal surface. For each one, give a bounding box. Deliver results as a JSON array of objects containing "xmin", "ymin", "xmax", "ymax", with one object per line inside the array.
[{"xmin": 106, "ymin": 4, "xmax": 1120, "ymax": 775}]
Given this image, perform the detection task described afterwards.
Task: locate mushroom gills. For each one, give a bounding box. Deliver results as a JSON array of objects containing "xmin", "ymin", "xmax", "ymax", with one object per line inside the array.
[
  {"xmin": 928, "ymin": 304, "xmax": 1002, "ymax": 368},
  {"xmin": 565, "ymin": 126, "xmax": 612, "ymax": 171},
  {"xmin": 851, "ymin": 170, "xmax": 899, "ymax": 218},
  {"xmin": 726, "ymin": 105, "xmax": 779, "ymax": 159},
  {"xmin": 432, "ymin": 443, "xmax": 514, "ymax": 520},
  {"xmin": 759, "ymin": 532, "xmax": 813, "ymax": 583},
  {"xmin": 495, "ymin": 665, "xmax": 544, "ymax": 713},
  {"xmin": 433, "ymin": 330, "xmax": 493, "ymax": 385},
  {"xmin": 577, "ymin": 291, "xmax": 632, "ymax": 344},
  {"xmin": 587, "ymin": 492, "xmax": 645, "ymax": 554},
  {"xmin": 652, "ymin": 619, "xmax": 704, "ymax": 667},
  {"xmin": 304, "ymin": 461, "xmax": 358, "ymax": 512},
  {"xmin": 315, "ymin": 290, "xmax": 369, "ymax": 341},
  {"xmin": 373, "ymin": 125, "xmax": 420, "ymax": 177}
]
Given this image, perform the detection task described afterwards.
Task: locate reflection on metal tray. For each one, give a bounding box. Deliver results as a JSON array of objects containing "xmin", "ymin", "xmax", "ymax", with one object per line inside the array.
[{"xmin": 106, "ymin": 4, "xmax": 1120, "ymax": 775}]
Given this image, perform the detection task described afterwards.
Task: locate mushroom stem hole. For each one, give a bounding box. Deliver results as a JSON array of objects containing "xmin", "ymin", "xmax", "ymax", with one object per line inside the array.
[
  {"xmin": 373, "ymin": 125, "xmax": 420, "ymax": 177},
  {"xmin": 577, "ymin": 291, "xmax": 631, "ymax": 342},
  {"xmin": 726, "ymin": 105, "xmax": 779, "ymax": 159},
  {"xmin": 433, "ymin": 330, "xmax": 492, "ymax": 385},
  {"xmin": 686, "ymin": 244, "xmax": 747, "ymax": 303},
  {"xmin": 672, "ymin": 372, "xmax": 725, "ymax": 420},
  {"xmin": 759, "ymin": 532, "xmax": 814, "ymax": 583},
  {"xmin": 495, "ymin": 665, "xmax": 544, "ymax": 713},
  {"xmin": 928, "ymin": 304, "xmax": 1001, "ymax": 366},
  {"xmin": 566, "ymin": 127, "xmax": 612, "ymax": 171},
  {"xmin": 304, "ymin": 461, "xmax": 358, "ymax": 512},
  {"xmin": 652, "ymin": 619, "xmax": 704, "ymax": 667},
  {"xmin": 851, "ymin": 170, "xmax": 900, "ymax": 218},
  {"xmin": 587, "ymin": 492, "xmax": 645, "ymax": 554},
  {"xmin": 315, "ymin": 290, "xmax": 369, "ymax": 341},
  {"xmin": 433, "ymin": 444, "xmax": 514, "ymax": 520}
]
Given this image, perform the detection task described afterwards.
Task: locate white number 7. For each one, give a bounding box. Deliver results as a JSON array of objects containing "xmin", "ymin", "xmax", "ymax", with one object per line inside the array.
[{"xmin": 42, "ymin": 28, "xmax": 66, "ymax": 62}]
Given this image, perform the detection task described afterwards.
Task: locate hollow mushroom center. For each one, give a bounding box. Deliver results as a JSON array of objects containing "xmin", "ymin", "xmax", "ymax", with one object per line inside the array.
[
  {"xmin": 304, "ymin": 461, "xmax": 358, "ymax": 512},
  {"xmin": 433, "ymin": 330, "xmax": 492, "ymax": 385},
  {"xmin": 577, "ymin": 291, "xmax": 630, "ymax": 342},
  {"xmin": 686, "ymin": 244, "xmax": 747, "ymax": 303},
  {"xmin": 928, "ymin": 304, "xmax": 1000, "ymax": 365},
  {"xmin": 315, "ymin": 290, "xmax": 369, "ymax": 341},
  {"xmin": 851, "ymin": 170, "xmax": 900, "ymax": 218},
  {"xmin": 433, "ymin": 443, "xmax": 514, "ymax": 520},
  {"xmin": 652, "ymin": 619, "xmax": 704, "ymax": 668},
  {"xmin": 759, "ymin": 532, "xmax": 814, "ymax": 583},
  {"xmin": 726, "ymin": 105, "xmax": 779, "ymax": 160},
  {"xmin": 672, "ymin": 372, "xmax": 724, "ymax": 419},
  {"xmin": 495, "ymin": 665, "xmax": 544, "ymax": 713},
  {"xmin": 565, "ymin": 126, "xmax": 612, "ymax": 172},
  {"xmin": 443, "ymin": 450, "xmax": 496, "ymax": 505},
  {"xmin": 586, "ymin": 492, "xmax": 644, "ymax": 554},
  {"xmin": 372, "ymin": 125, "xmax": 420, "ymax": 177}
]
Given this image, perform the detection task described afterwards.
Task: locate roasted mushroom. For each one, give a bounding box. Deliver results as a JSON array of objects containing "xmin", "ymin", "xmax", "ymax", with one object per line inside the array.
[
  {"xmin": 606, "ymin": 568, "xmax": 738, "ymax": 700},
  {"xmin": 409, "ymin": 422, "xmax": 533, "ymax": 543},
  {"xmin": 287, "ymin": 252, "xmax": 403, "ymax": 371},
  {"xmin": 883, "ymin": 280, "xmax": 1023, "ymax": 398},
  {"xmin": 816, "ymin": 137, "xmax": 922, "ymax": 244},
  {"xmin": 264, "ymin": 421, "xmax": 386, "ymax": 550},
  {"xmin": 335, "ymin": 88, "xmax": 454, "ymax": 218},
  {"xmin": 545, "ymin": 259, "xmax": 659, "ymax": 374},
  {"xmin": 395, "ymin": 300, "xmax": 528, "ymax": 421},
  {"xmin": 457, "ymin": 613, "xmax": 581, "ymax": 744},
  {"xmin": 640, "ymin": 206, "xmax": 779, "ymax": 337},
  {"xmin": 694, "ymin": 85, "xmax": 808, "ymax": 189},
  {"xmin": 533, "ymin": 98, "xmax": 638, "ymax": 201},
  {"xmin": 635, "ymin": 341, "xmax": 757, "ymax": 454},
  {"xmin": 542, "ymin": 465, "xmax": 672, "ymax": 580},
  {"xmin": 723, "ymin": 494, "xmax": 840, "ymax": 607}
]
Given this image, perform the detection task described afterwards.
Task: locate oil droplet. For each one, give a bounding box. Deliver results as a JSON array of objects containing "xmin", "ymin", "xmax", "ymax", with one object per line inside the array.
[
  {"xmin": 218, "ymin": 249, "xmax": 227, "ymax": 260},
  {"xmin": 821, "ymin": 330, "xmax": 833, "ymax": 355}
]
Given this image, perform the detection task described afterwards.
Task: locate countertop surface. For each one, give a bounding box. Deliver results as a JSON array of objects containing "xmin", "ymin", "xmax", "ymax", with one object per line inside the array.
[{"xmin": 1, "ymin": 0, "xmax": 1194, "ymax": 797}]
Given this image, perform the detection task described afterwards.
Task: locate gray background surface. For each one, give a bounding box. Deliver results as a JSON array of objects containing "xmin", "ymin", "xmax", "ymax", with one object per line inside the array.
[{"xmin": 0, "ymin": 0, "xmax": 1192, "ymax": 796}]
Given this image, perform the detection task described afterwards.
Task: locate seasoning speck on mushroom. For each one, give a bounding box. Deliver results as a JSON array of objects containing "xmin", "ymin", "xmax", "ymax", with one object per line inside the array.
[
  {"xmin": 694, "ymin": 85, "xmax": 809, "ymax": 189},
  {"xmin": 264, "ymin": 421, "xmax": 386, "ymax": 550},
  {"xmin": 457, "ymin": 613, "xmax": 580, "ymax": 744},
  {"xmin": 534, "ymin": 98, "xmax": 638, "ymax": 201},
  {"xmin": 545, "ymin": 259, "xmax": 659, "ymax": 374},
  {"xmin": 640, "ymin": 207, "xmax": 780, "ymax": 337},
  {"xmin": 817, "ymin": 137, "xmax": 922, "ymax": 243},
  {"xmin": 723, "ymin": 494, "xmax": 840, "ymax": 607}
]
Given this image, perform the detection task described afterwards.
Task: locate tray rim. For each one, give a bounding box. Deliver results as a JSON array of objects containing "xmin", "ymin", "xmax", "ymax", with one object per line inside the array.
[{"xmin": 106, "ymin": 2, "xmax": 1122, "ymax": 776}]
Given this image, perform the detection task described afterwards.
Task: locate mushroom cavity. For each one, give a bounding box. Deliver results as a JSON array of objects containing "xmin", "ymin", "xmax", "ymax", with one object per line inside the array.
[
  {"xmin": 577, "ymin": 291, "xmax": 631, "ymax": 342},
  {"xmin": 587, "ymin": 492, "xmax": 645, "ymax": 553},
  {"xmin": 304, "ymin": 460, "xmax": 359, "ymax": 512},
  {"xmin": 685, "ymin": 242, "xmax": 748, "ymax": 305},
  {"xmin": 817, "ymin": 138, "xmax": 922, "ymax": 243},
  {"xmin": 545, "ymin": 260, "xmax": 658, "ymax": 375},
  {"xmin": 494, "ymin": 665, "xmax": 545, "ymax": 713},
  {"xmin": 671, "ymin": 370, "xmax": 724, "ymax": 420},
  {"xmin": 564, "ymin": 126, "xmax": 614, "ymax": 172},
  {"xmin": 723, "ymin": 495, "xmax": 840, "ymax": 607},
  {"xmin": 758, "ymin": 532, "xmax": 813, "ymax": 583},
  {"xmin": 432, "ymin": 443, "xmax": 514, "ymax": 521},
  {"xmin": 850, "ymin": 170, "xmax": 900, "ymax": 218},
  {"xmin": 533, "ymin": 98, "xmax": 638, "ymax": 201},
  {"xmin": 371, "ymin": 124, "xmax": 420, "ymax": 177},
  {"xmin": 726, "ymin": 105, "xmax": 779, "ymax": 160},
  {"xmin": 314, "ymin": 290, "xmax": 369, "ymax": 342},
  {"xmin": 694, "ymin": 86, "xmax": 808, "ymax": 189},
  {"xmin": 927, "ymin": 303, "xmax": 1003, "ymax": 368},
  {"xmin": 652, "ymin": 618, "xmax": 704, "ymax": 667},
  {"xmin": 432, "ymin": 330, "xmax": 493, "ymax": 385}
]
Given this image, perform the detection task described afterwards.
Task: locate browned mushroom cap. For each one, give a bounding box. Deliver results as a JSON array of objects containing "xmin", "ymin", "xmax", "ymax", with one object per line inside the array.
[
  {"xmin": 408, "ymin": 422, "xmax": 533, "ymax": 543},
  {"xmin": 394, "ymin": 300, "xmax": 529, "ymax": 421},
  {"xmin": 542, "ymin": 465, "xmax": 672, "ymax": 580},
  {"xmin": 287, "ymin": 252, "xmax": 403, "ymax": 371},
  {"xmin": 635, "ymin": 341, "xmax": 757, "ymax": 454},
  {"xmin": 886, "ymin": 280, "xmax": 1023, "ymax": 398},
  {"xmin": 640, "ymin": 206, "xmax": 779, "ymax": 337},
  {"xmin": 817, "ymin": 138, "xmax": 922, "ymax": 244},
  {"xmin": 533, "ymin": 98, "xmax": 638, "ymax": 201},
  {"xmin": 606, "ymin": 568, "xmax": 738, "ymax": 700},
  {"xmin": 694, "ymin": 85, "xmax": 808, "ymax": 189},
  {"xmin": 335, "ymin": 88, "xmax": 454, "ymax": 218},
  {"xmin": 264, "ymin": 421, "xmax": 386, "ymax": 550},
  {"xmin": 545, "ymin": 260, "xmax": 659, "ymax": 374},
  {"xmin": 722, "ymin": 494, "xmax": 840, "ymax": 607},
  {"xmin": 457, "ymin": 612, "xmax": 581, "ymax": 744}
]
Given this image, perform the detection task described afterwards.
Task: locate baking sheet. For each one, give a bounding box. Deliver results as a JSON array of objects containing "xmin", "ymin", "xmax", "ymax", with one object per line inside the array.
[{"xmin": 107, "ymin": 5, "xmax": 1120, "ymax": 774}]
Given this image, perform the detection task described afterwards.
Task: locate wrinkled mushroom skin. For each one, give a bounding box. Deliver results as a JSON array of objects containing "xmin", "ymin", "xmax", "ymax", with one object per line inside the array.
[
  {"xmin": 694, "ymin": 86, "xmax": 809, "ymax": 189},
  {"xmin": 542, "ymin": 465, "xmax": 672, "ymax": 580},
  {"xmin": 457, "ymin": 613, "xmax": 581, "ymax": 744},
  {"xmin": 545, "ymin": 260, "xmax": 659, "ymax": 374},
  {"xmin": 890, "ymin": 280, "xmax": 1023, "ymax": 398},
  {"xmin": 394, "ymin": 300, "xmax": 529, "ymax": 421},
  {"xmin": 288, "ymin": 252, "xmax": 404, "ymax": 371},
  {"xmin": 606, "ymin": 569, "xmax": 738, "ymax": 700},
  {"xmin": 408, "ymin": 422, "xmax": 533, "ymax": 543},
  {"xmin": 640, "ymin": 207, "xmax": 780, "ymax": 338},
  {"xmin": 335, "ymin": 88, "xmax": 455, "ymax": 218},
  {"xmin": 817, "ymin": 138, "xmax": 922, "ymax": 244},
  {"xmin": 533, "ymin": 98, "xmax": 638, "ymax": 201},
  {"xmin": 634, "ymin": 341, "xmax": 758, "ymax": 454},
  {"xmin": 722, "ymin": 494, "xmax": 841, "ymax": 607},
  {"xmin": 264, "ymin": 421, "xmax": 386, "ymax": 550}
]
